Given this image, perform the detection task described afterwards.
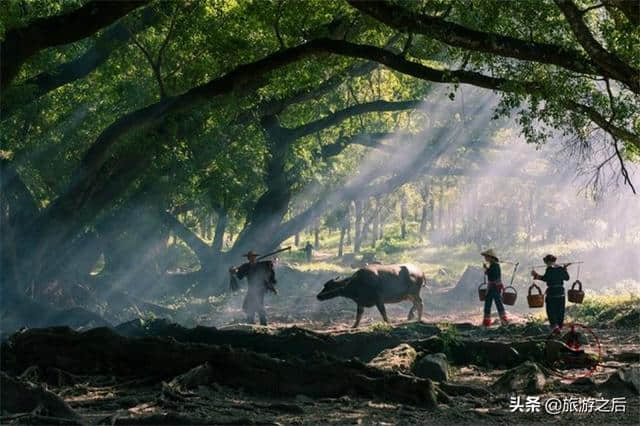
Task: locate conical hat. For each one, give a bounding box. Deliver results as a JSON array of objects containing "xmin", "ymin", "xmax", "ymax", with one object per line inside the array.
[
  {"xmin": 480, "ymin": 249, "xmax": 499, "ymax": 261},
  {"xmin": 243, "ymin": 250, "xmax": 260, "ymax": 258}
]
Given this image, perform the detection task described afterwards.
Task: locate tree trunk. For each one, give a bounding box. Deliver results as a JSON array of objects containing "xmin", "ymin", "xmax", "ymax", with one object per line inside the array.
[
  {"xmin": 346, "ymin": 206, "xmax": 352, "ymax": 245},
  {"xmin": 419, "ymin": 204, "xmax": 428, "ymax": 241},
  {"xmin": 428, "ymin": 197, "xmax": 434, "ymax": 231},
  {"xmin": 437, "ymin": 184, "xmax": 444, "ymax": 232},
  {"xmin": 212, "ymin": 208, "xmax": 227, "ymax": 254},
  {"xmin": 400, "ymin": 196, "xmax": 408, "ymax": 239},
  {"xmin": 448, "ymin": 202, "xmax": 455, "ymax": 239},
  {"xmin": 354, "ymin": 199, "xmax": 363, "ymax": 253},
  {"xmin": 231, "ymin": 116, "xmax": 292, "ymax": 256},
  {"xmin": 371, "ymin": 197, "xmax": 380, "ymax": 247}
]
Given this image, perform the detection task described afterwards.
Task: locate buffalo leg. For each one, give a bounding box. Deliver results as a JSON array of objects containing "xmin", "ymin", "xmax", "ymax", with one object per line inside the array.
[
  {"xmin": 407, "ymin": 303, "xmax": 415, "ymax": 320},
  {"xmin": 258, "ymin": 309, "xmax": 267, "ymax": 326},
  {"xmin": 376, "ymin": 300, "xmax": 389, "ymax": 323},
  {"xmin": 415, "ymin": 294, "xmax": 423, "ymax": 321},
  {"xmin": 353, "ymin": 305, "xmax": 364, "ymax": 328}
]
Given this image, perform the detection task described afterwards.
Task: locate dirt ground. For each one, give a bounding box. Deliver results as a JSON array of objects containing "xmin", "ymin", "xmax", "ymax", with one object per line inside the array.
[{"xmin": 2, "ymin": 315, "xmax": 637, "ymax": 426}]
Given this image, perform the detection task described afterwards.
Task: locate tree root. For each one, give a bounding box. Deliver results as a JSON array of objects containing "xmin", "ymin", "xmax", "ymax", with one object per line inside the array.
[
  {"xmin": 0, "ymin": 372, "xmax": 82, "ymax": 423},
  {"xmin": 2, "ymin": 327, "xmax": 438, "ymax": 407}
]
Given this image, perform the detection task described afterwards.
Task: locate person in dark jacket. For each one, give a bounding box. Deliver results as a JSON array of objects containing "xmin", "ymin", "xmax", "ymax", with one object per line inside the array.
[
  {"xmin": 229, "ymin": 251, "xmax": 277, "ymax": 325},
  {"xmin": 304, "ymin": 241, "xmax": 314, "ymax": 262},
  {"xmin": 531, "ymin": 254, "xmax": 570, "ymax": 333},
  {"xmin": 481, "ymin": 249, "xmax": 508, "ymax": 327}
]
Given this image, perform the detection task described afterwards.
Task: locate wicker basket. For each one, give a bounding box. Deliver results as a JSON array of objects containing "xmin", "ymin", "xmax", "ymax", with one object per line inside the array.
[
  {"xmin": 502, "ymin": 285, "xmax": 518, "ymax": 306},
  {"xmin": 527, "ymin": 283, "xmax": 544, "ymax": 308},
  {"xmin": 568, "ymin": 280, "xmax": 585, "ymax": 304},
  {"xmin": 478, "ymin": 282, "xmax": 488, "ymax": 301}
]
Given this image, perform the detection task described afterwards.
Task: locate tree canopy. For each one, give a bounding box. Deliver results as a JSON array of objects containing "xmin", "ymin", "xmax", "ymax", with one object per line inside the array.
[{"xmin": 1, "ymin": 0, "xmax": 638, "ymax": 298}]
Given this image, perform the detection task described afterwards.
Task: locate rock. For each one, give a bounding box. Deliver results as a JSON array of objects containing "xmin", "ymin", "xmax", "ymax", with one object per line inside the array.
[
  {"xmin": 600, "ymin": 367, "xmax": 640, "ymax": 395},
  {"xmin": 413, "ymin": 353, "xmax": 448, "ymax": 382},
  {"xmin": 492, "ymin": 361, "xmax": 548, "ymax": 394},
  {"xmin": 367, "ymin": 344, "xmax": 418, "ymax": 373},
  {"xmin": 413, "ymin": 336, "xmax": 444, "ymax": 353}
]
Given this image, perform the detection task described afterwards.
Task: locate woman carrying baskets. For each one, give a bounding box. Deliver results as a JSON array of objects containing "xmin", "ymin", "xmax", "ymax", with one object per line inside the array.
[
  {"xmin": 481, "ymin": 249, "xmax": 509, "ymax": 327},
  {"xmin": 531, "ymin": 254, "xmax": 570, "ymax": 333}
]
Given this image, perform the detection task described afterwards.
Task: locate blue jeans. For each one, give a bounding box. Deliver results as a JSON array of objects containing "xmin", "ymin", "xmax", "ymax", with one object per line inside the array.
[{"xmin": 484, "ymin": 285, "xmax": 505, "ymax": 318}]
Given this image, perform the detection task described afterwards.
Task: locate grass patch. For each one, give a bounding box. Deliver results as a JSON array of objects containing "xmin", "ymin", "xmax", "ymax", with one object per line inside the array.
[
  {"xmin": 369, "ymin": 322, "xmax": 394, "ymax": 333},
  {"xmin": 285, "ymin": 261, "xmax": 351, "ymax": 274},
  {"xmin": 437, "ymin": 322, "xmax": 461, "ymax": 355},
  {"xmin": 566, "ymin": 294, "xmax": 640, "ymax": 328}
]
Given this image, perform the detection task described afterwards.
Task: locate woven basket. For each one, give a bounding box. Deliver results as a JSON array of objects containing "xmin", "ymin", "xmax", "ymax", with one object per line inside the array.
[
  {"xmin": 478, "ymin": 282, "xmax": 488, "ymax": 301},
  {"xmin": 527, "ymin": 283, "xmax": 544, "ymax": 308},
  {"xmin": 502, "ymin": 285, "xmax": 518, "ymax": 306},
  {"xmin": 568, "ymin": 280, "xmax": 585, "ymax": 304}
]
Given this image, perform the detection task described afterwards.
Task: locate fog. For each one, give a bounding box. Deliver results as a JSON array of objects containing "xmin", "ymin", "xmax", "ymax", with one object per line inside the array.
[{"xmin": 4, "ymin": 82, "xmax": 638, "ymax": 332}]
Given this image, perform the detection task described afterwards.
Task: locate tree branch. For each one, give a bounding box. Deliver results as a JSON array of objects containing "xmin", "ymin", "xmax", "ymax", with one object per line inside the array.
[
  {"xmin": 564, "ymin": 100, "xmax": 640, "ymax": 150},
  {"xmin": 161, "ymin": 211, "xmax": 213, "ymax": 264},
  {"xmin": 47, "ymin": 37, "xmax": 637, "ymax": 228},
  {"xmin": 554, "ymin": 0, "xmax": 639, "ymax": 93},
  {"xmin": 230, "ymin": 60, "xmax": 379, "ymax": 126},
  {"xmin": 604, "ymin": 0, "xmax": 640, "ymax": 25},
  {"xmin": 321, "ymin": 132, "xmax": 403, "ymax": 157},
  {"xmin": 132, "ymin": 35, "xmax": 167, "ymax": 99},
  {"xmin": 290, "ymin": 99, "xmax": 422, "ymax": 139},
  {"xmin": 1, "ymin": 7, "xmax": 161, "ymax": 119},
  {"xmin": 1, "ymin": 0, "xmax": 149, "ymax": 89},
  {"xmin": 347, "ymin": 0, "xmax": 601, "ymax": 77}
]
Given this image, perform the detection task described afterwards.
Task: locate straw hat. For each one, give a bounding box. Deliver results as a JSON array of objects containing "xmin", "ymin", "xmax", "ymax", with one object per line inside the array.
[
  {"xmin": 243, "ymin": 250, "xmax": 260, "ymax": 258},
  {"xmin": 480, "ymin": 249, "xmax": 500, "ymax": 262}
]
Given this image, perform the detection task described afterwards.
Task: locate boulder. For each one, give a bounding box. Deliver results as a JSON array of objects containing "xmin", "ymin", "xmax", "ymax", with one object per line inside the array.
[
  {"xmin": 492, "ymin": 361, "xmax": 548, "ymax": 394},
  {"xmin": 367, "ymin": 343, "xmax": 418, "ymax": 373},
  {"xmin": 413, "ymin": 352, "xmax": 448, "ymax": 382}
]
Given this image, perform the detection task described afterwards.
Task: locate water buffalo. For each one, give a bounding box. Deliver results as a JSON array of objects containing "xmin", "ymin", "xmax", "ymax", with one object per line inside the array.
[{"xmin": 317, "ymin": 264, "xmax": 425, "ymax": 328}]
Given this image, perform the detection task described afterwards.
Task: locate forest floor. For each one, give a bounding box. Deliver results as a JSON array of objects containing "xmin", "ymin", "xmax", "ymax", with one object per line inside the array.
[{"xmin": 1, "ymin": 307, "xmax": 638, "ymax": 425}]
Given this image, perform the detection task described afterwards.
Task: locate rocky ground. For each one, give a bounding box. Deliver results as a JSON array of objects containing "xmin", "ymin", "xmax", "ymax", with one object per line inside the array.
[
  {"xmin": 1, "ymin": 264, "xmax": 638, "ymax": 425},
  {"xmin": 0, "ymin": 316, "xmax": 638, "ymax": 425}
]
